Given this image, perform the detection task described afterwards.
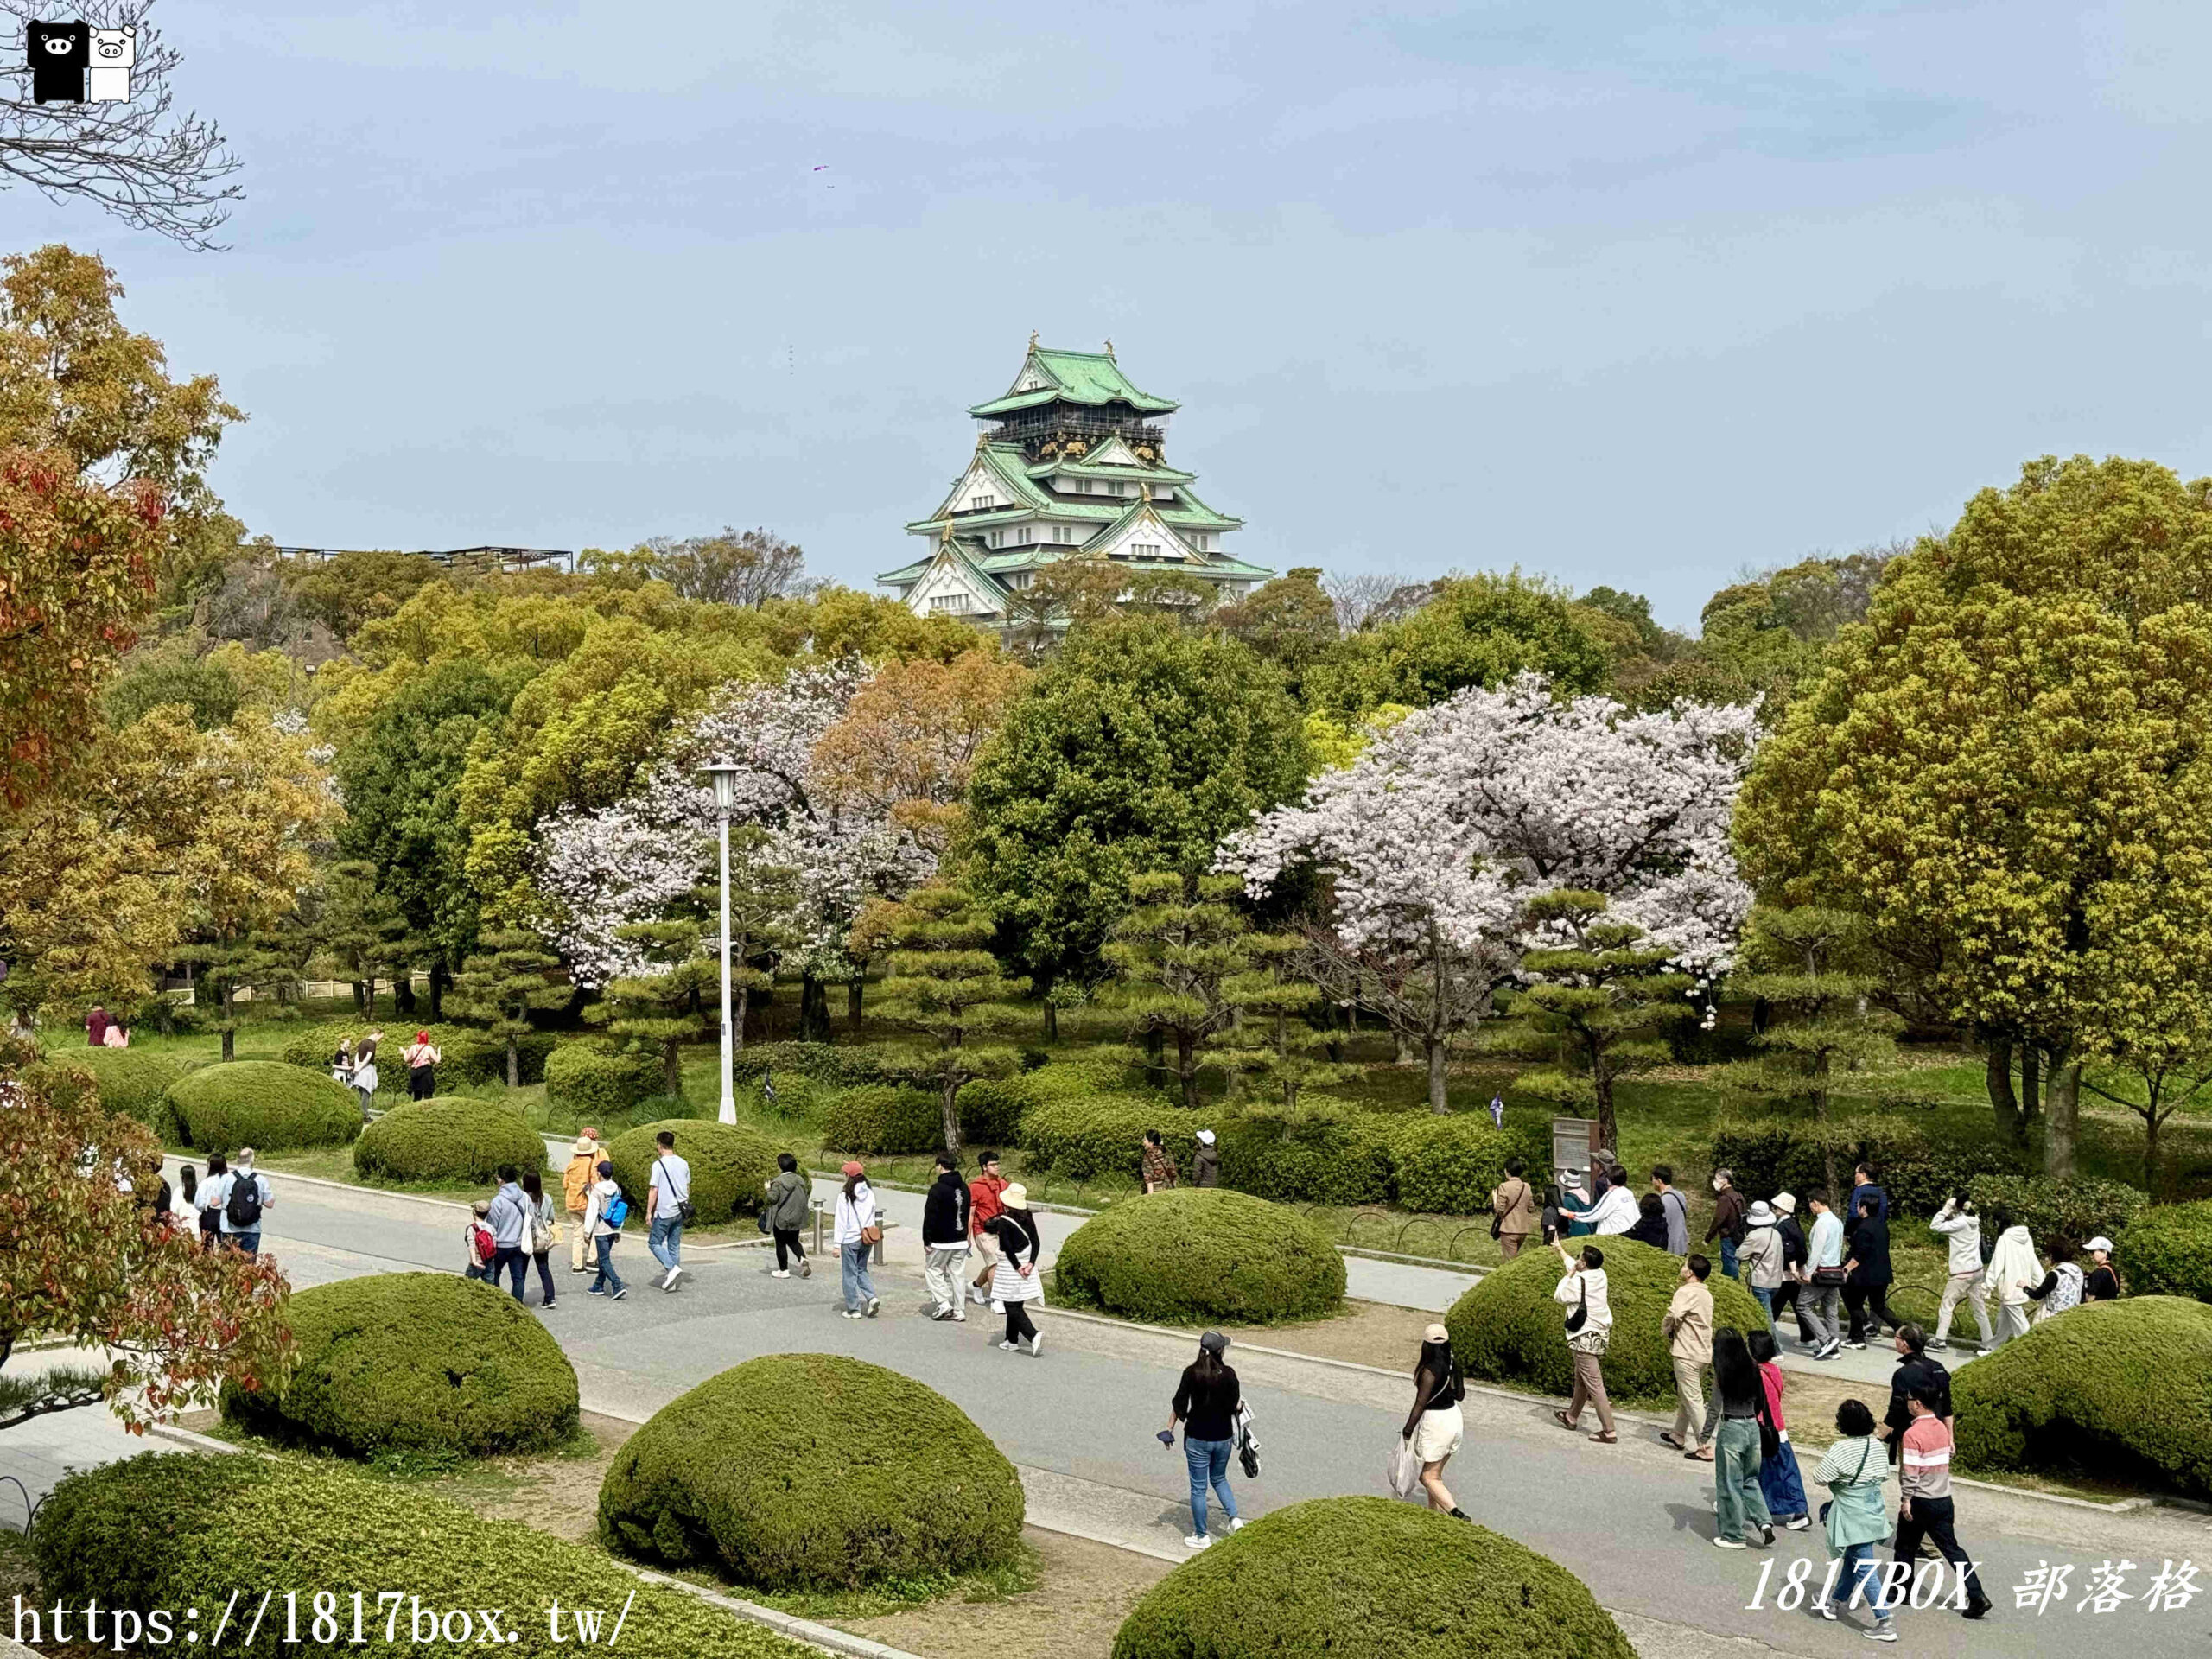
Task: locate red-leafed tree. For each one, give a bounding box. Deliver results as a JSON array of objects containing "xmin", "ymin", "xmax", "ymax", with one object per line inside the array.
[{"xmin": 0, "ymin": 1038, "xmax": 293, "ymax": 1433}]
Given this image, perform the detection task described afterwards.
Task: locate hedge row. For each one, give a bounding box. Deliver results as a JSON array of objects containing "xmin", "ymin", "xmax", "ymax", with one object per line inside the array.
[
  {"xmin": 543, "ymin": 1041, "xmax": 664, "ymax": 1122},
  {"xmin": 163, "ymin": 1061, "xmax": 361, "ymax": 1152},
  {"xmin": 598, "ymin": 1355, "xmax": 1025, "ymax": 1591},
  {"xmin": 1055, "ymin": 1189, "xmax": 1346, "ymax": 1325},
  {"xmin": 224, "ymin": 1274, "xmax": 577, "ymax": 1459},
  {"xmin": 1954, "ymin": 1296, "xmax": 2212, "ymax": 1499},
  {"xmin": 30, "ymin": 1046, "xmax": 187, "ymax": 1130},
  {"xmin": 730, "ymin": 1040, "xmax": 893, "ymax": 1086},
  {"xmin": 34, "ymin": 1454, "xmax": 815, "ymax": 1659},
  {"xmin": 280, "ymin": 1020, "xmax": 564, "ymax": 1088},
  {"xmin": 2116, "ymin": 1200, "xmax": 2212, "ymax": 1302},
  {"xmin": 1965, "ymin": 1173, "xmax": 2150, "ymax": 1249},
  {"xmin": 1707, "ymin": 1114, "xmax": 2024, "ymax": 1219},
  {"xmin": 352, "ymin": 1096, "xmax": 548, "ymax": 1185}
]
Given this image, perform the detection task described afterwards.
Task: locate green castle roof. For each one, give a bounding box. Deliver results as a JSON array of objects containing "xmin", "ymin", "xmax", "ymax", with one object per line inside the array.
[{"xmin": 969, "ymin": 346, "xmax": 1179, "ymax": 418}]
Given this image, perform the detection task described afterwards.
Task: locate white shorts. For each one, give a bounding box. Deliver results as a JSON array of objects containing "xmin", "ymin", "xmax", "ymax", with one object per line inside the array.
[{"xmin": 1412, "ymin": 1404, "xmax": 1464, "ymax": 1465}]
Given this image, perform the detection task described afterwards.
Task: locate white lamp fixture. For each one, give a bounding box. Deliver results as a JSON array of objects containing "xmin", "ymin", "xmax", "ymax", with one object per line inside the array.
[{"xmin": 702, "ymin": 760, "xmax": 743, "ymax": 1124}]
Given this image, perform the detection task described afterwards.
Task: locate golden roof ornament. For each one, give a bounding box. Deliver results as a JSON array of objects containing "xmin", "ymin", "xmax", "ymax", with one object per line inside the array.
[
  {"xmin": 1103, "ymin": 336, "xmax": 1115, "ymax": 358},
  {"xmin": 1028, "ymin": 329, "xmax": 1039, "ymax": 350}
]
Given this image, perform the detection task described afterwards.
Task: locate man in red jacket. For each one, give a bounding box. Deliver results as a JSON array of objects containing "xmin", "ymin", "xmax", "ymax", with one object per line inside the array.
[
  {"xmin": 86, "ymin": 1004, "xmax": 110, "ymax": 1047},
  {"xmin": 968, "ymin": 1149, "xmax": 1009, "ymax": 1306}
]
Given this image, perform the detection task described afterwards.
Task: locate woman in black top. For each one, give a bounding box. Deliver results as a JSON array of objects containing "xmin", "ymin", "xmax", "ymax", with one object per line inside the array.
[
  {"xmin": 1710, "ymin": 1327, "xmax": 1776, "ymax": 1548},
  {"xmin": 1627, "ymin": 1193, "xmax": 1671, "ymax": 1250},
  {"xmin": 1166, "ymin": 1332, "xmax": 1242, "ymax": 1548},
  {"xmin": 1400, "ymin": 1325, "xmax": 1469, "ymax": 1517},
  {"xmin": 2082, "ymin": 1237, "xmax": 2121, "ymax": 1302},
  {"xmin": 985, "ymin": 1199, "xmax": 1045, "ymax": 1352}
]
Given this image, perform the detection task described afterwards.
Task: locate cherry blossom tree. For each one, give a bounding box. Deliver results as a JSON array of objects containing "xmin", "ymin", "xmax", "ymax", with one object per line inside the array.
[{"xmin": 1222, "ymin": 674, "xmax": 1758, "ymax": 1111}]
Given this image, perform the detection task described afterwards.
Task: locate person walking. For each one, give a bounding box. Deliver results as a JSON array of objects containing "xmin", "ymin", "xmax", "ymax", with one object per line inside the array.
[
  {"xmin": 522, "ymin": 1170, "xmax": 558, "ymax": 1309},
  {"xmin": 1705, "ymin": 1168, "xmax": 1748, "ymax": 1279},
  {"xmin": 1141, "ymin": 1129, "xmax": 1179, "ymax": 1193},
  {"xmin": 1192, "ymin": 1129, "xmax": 1220, "ymax": 1188},
  {"xmin": 486, "ymin": 1164, "xmax": 530, "ymax": 1300},
  {"xmin": 1708, "ymin": 1327, "xmax": 1776, "ymax": 1548},
  {"xmin": 968, "ymin": 1149, "xmax": 1009, "ymax": 1306},
  {"xmin": 2082, "ymin": 1236, "xmax": 2121, "ymax": 1302},
  {"xmin": 2024, "ymin": 1239, "xmax": 2086, "ymax": 1323},
  {"xmin": 1770, "ymin": 1192, "xmax": 1818, "ymax": 1346},
  {"xmin": 1584, "ymin": 1164, "xmax": 1638, "ymax": 1236},
  {"xmin": 987, "ymin": 1183, "xmax": 1045, "ymax": 1356},
  {"xmin": 1399, "ymin": 1324, "xmax": 1470, "ymax": 1518},
  {"xmin": 923, "ymin": 1149, "xmax": 972, "ymax": 1320},
  {"xmin": 1739, "ymin": 1200, "xmax": 1786, "ymax": 1331},
  {"xmin": 1928, "ymin": 1195, "xmax": 1993, "ymax": 1355},
  {"xmin": 834, "ymin": 1161, "xmax": 882, "ymax": 1319},
  {"xmin": 1877, "ymin": 1325, "xmax": 1950, "ymax": 1464},
  {"xmin": 1626, "ymin": 1192, "xmax": 1671, "ymax": 1249},
  {"xmin": 646, "ymin": 1128, "xmax": 690, "ymax": 1292},
  {"xmin": 214, "ymin": 1148, "xmax": 273, "ymax": 1261},
  {"xmin": 86, "ymin": 1003, "xmax": 109, "ymax": 1047},
  {"xmin": 1552, "ymin": 1243, "xmax": 1617, "ymax": 1442},
  {"xmin": 171, "ymin": 1164, "xmax": 199, "ymax": 1232},
  {"xmin": 1167, "ymin": 1331, "xmax": 1244, "ymax": 1548},
  {"xmin": 563, "ymin": 1130, "xmax": 601, "ymax": 1274},
  {"xmin": 1812, "ymin": 1400, "xmax": 1898, "ymax": 1640},
  {"xmin": 1850, "ymin": 1163, "xmax": 1890, "ymax": 1224},
  {"xmin": 1662, "ymin": 1254, "xmax": 1716, "ymax": 1458},
  {"xmin": 1893, "ymin": 1384, "xmax": 1994, "ymax": 1621},
  {"xmin": 1800, "ymin": 1190, "xmax": 1847, "ymax": 1359},
  {"xmin": 350, "ymin": 1030, "xmax": 381, "ymax": 1116},
  {"xmin": 462, "ymin": 1198, "xmax": 497, "ymax": 1281},
  {"xmin": 1986, "ymin": 1217, "xmax": 2042, "ymax": 1346},
  {"xmin": 582, "ymin": 1158, "xmax": 627, "ymax": 1300},
  {"xmin": 197, "ymin": 1152, "xmax": 227, "ymax": 1251},
  {"xmin": 1842, "ymin": 1194, "xmax": 1898, "ymax": 1348},
  {"xmin": 1746, "ymin": 1328, "xmax": 1810, "ymax": 1529},
  {"xmin": 764, "ymin": 1152, "xmax": 812, "ymax": 1278},
  {"xmin": 1491, "ymin": 1157, "xmax": 1538, "ymax": 1259},
  {"xmin": 1651, "ymin": 1166, "xmax": 1690, "ymax": 1255},
  {"xmin": 403, "ymin": 1029, "xmax": 441, "ymax": 1101}
]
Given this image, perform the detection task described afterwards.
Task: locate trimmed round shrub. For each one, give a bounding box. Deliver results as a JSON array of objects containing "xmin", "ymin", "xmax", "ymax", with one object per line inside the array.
[
  {"xmin": 1448, "ymin": 1236, "xmax": 1767, "ymax": 1404},
  {"xmin": 1022, "ymin": 1092, "xmax": 1195, "ymax": 1181},
  {"xmin": 1712, "ymin": 1115, "xmax": 2020, "ymax": 1220},
  {"xmin": 730, "ymin": 1039, "xmax": 890, "ymax": 1086},
  {"xmin": 29, "ymin": 1047, "xmax": 184, "ymax": 1129},
  {"xmin": 351, "ymin": 1095, "xmax": 549, "ymax": 1185},
  {"xmin": 544, "ymin": 1040, "xmax": 663, "ymax": 1121},
  {"xmin": 1953, "ymin": 1296, "xmax": 2212, "ymax": 1498},
  {"xmin": 952, "ymin": 1072, "xmax": 1038, "ymax": 1147},
  {"xmin": 162, "ymin": 1060, "xmax": 360, "ymax": 1152},
  {"xmin": 224, "ymin": 1273, "xmax": 577, "ymax": 1457},
  {"xmin": 606, "ymin": 1118, "xmax": 779, "ymax": 1225},
  {"xmin": 2117, "ymin": 1200, "xmax": 2212, "ymax": 1301},
  {"xmin": 1390, "ymin": 1114, "xmax": 1548, "ymax": 1216},
  {"xmin": 818, "ymin": 1084, "xmax": 946, "ymax": 1154},
  {"xmin": 1055, "ymin": 1188, "xmax": 1346, "ymax": 1324},
  {"xmin": 1112, "ymin": 1496, "xmax": 1632, "ymax": 1659},
  {"xmin": 1967, "ymin": 1173, "xmax": 2150, "ymax": 1249},
  {"xmin": 1216, "ymin": 1105, "xmax": 1398, "ymax": 1206},
  {"xmin": 598, "ymin": 1354, "xmax": 1025, "ymax": 1591},
  {"xmin": 34, "ymin": 1454, "xmax": 811, "ymax": 1659}
]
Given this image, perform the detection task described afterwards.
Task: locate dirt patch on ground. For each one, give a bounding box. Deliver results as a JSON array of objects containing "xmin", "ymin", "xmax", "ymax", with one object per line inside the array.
[
  {"xmin": 834, "ymin": 1529, "xmax": 1168, "ymax": 1659},
  {"xmin": 443, "ymin": 1410, "xmax": 635, "ymax": 1543}
]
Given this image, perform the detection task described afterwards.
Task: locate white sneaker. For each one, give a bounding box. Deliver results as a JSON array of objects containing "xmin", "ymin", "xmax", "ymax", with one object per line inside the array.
[
  {"xmin": 1027, "ymin": 1332, "xmax": 1044, "ymax": 1357},
  {"xmin": 655, "ymin": 1267, "xmax": 673, "ymax": 1290},
  {"xmin": 1183, "ymin": 1535, "xmax": 1211, "ymax": 1550},
  {"xmin": 772, "ymin": 1269, "xmax": 791, "ymax": 1279},
  {"xmin": 664, "ymin": 1265, "xmax": 684, "ymax": 1290},
  {"xmin": 1228, "ymin": 1517, "xmax": 1247, "ymax": 1532},
  {"xmin": 1713, "ymin": 1535, "xmax": 1747, "ymax": 1549},
  {"xmin": 997, "ymin": 1339, "xmax": 1020, "ymax": 1351},
  {"xmin": 1864, "ymin": 1624, "xmax": 1897, "ymax": 1643},
  {"xmin": 865, "ymin": 1296, "xmax": 880, "ymax": 1319},
  {"xmin": 970, "ymin": 1285, "xmax": 988, "ymax": 1306}
]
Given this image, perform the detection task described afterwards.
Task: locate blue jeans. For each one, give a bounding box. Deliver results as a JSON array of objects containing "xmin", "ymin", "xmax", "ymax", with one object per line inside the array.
[
  {"xmin": 1184, "ymin": 1436, "xmax": 1237, "ymax": 1537},
  {"xmin": 589, "ymin": 1230, "xmax": 624, "ymax": 1294},
  {"xmin": 1751, "ymin": 1285, "xmax": 1776, "ymax": 1325},
  {"xmin": 649, "ymin": 1216, "xmax": 683, "ymax": 1274},
  {"xmin": 1719, "ymin": 1236, "xmax": 1740, "ymax": 1280},
  {"xmin": 226, "ymin": 1230, "xmax": 261, "ymax": 1259},
  {"xmin": 1829, "ymin": 1542, "xmax": 1893, "ymax": 1624},
  {"xmin": 491, "ymin": 1244, "xmax": 526, "ymax": 1300},
  {"xmin": 841, "ymin": 1241, "xmax": 876, "ymax": 1312}
]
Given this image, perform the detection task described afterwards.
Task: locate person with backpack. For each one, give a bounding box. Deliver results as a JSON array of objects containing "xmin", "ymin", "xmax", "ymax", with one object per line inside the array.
[
  {"xmin": 1399, "ymin": 1323, "xmax": 1470, "ymax": 1518},
  {"xmin": 922, "ymin": 1149, "xmax": 971, "ymax": 1320},
  {"xmin": 1140, "ymin": 1128, "xmax": 1178, "ymax": 1193},
  {"xmin": 463, "ymin": 1199, "xmax": 498, "ymax": 1282},
  {"xmin": 1770, "ymin": 1192, "xmax": 1817, "ymax": 1346},
  {"xmin": 583, "ymin": 1158, "xmax": 628, "ymax": 1300},
  {"xmin": 1928, "ymin": 1195, "xmax": 1993, "ymax": 1354},
  {"xmin": 835, "ymin": 1161, "xmax": 882, "ymax": 1319},
  {"xmin": 1552, "ymin": 1242, "xmax": 1617, "ymax": 1442},
  {"xmin": 2082, "ymin": 1236, "xmax": 2121, "ymax": 1302},
  {"xmin": 646, "ymin": 1128, "xmax": 691, "ymax": 1292},
  {"xmin": 763, "ymin": 1152, "xmax": 812, "ymax": 1278},
  {"xmin": 197, "ymin": 1152, "xmax": 227, "ymax": 1251},
  {"xmin": 562, "ymin": 1130, "xmax": 601, "ymax": 1273},
  {"xmin": 522, "ymin": 1170, "xmax": 559, "ymax": 1308},
  {"xmin": 2024, "ymin": 1238, "xmax": 2087, "ymax": 1323},
  {"xmin": 403, "ymin": 1029, "xmax": 441, "ymax": 1101},
  {"xmin": 485, "ymin": 1165, "xmax": 531, "ymax": 1300},
  {"xmin": 1167, "ymin": 1330, "xmax": 1245, "ymax": 1548},
  {"xmin": 215, "ymin": 1147, "xmax": 273, "ymax": 1260},
  {"xmin": 1707, "ymin": 1327, "xmax": 1776, "ymax": 1548},
  {"xmin": 1811, "ymin": 1400, "xmax": 1898, "ymax": 1641}
]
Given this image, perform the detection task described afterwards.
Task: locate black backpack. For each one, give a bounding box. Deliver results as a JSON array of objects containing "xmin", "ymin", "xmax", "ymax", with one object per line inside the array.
[{"xmin": 225, "ymin": 1171, "xmax": 264, "ymax": 1229}]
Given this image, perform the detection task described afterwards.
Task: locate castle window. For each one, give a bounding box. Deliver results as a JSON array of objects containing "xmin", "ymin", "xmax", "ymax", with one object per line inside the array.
[
  {"xmin": 1129, "ymin": 542, "xmax": 1161, "ymax": 559},
  {"xmin": 929, "ymin": 592, "xmax": 975, "ymax": 614},
  {"xmin": 969, "ymin": 492, "xmax": 997, "ymax": 511}
]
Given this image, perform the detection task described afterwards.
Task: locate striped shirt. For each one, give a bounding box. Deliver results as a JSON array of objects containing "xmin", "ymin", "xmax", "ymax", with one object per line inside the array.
[{"xmin": 1899, "ymin": 1415, "xmax": 1954, "ymax": 1500}]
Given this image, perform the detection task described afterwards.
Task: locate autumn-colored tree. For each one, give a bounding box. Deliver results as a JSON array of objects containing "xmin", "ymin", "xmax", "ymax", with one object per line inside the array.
[
  {"xmin": 451, "ymin": 928, "xmax": 567, "ymax": 1085},
  {"xmin": 1001, "ymin": 551, "xmax": 1217, "ymax": 658},
  {"xmin": 862, "ymin": 885, "xmax": 1030, "ymax": 1154},
  {"xmin": 0, "ymin": 1041, "xmax": 292, "ymax": 1433},
  {"xmin": 810, "ymin": 649, "xmax": 1028, "ymax": 855},
  {"xmin": 586, "ymin": 918, "xmax": 716, "ymax": 1098}
]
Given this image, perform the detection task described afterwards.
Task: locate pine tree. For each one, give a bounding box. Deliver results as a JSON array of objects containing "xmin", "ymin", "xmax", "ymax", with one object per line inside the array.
[
  {"xmin": 1711, "ymin": 906, "xmax": 1902, "ymax": 1201},
  {"xmin": 586, "ymin": 918, "xmax": 716, "ymax": 1100},
  {"xmin": 721, "ymin": 833, "xmax": 798, "ymax": 1052},
  {"xmin": 1102, "ymin": 872, "xmax": 1287, "ymax": 1109},
  {"xmin": 315, "ymin": 860, "xmax": 410, "ymax": 1014},
  {"xmin": 452, "ymin": 928, "xmax": 568, "ymax": 1086},
  {"xmin": 1497, "ymin": 889, "xmax": 1693, "ymax": 1153},
  {"xmin": 1217, "ymin": 936, "xmax": 1362, "ymax": 1109},
  {"xmin": 867, "ymin": 884, "xmax": 1030, "ymax": 1154}
]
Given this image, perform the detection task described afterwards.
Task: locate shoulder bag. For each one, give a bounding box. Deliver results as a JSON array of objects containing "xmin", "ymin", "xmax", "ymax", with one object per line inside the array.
[
  {"xmin": 1564, "ymin": 1278, "xmax": 1589, "ymax": 1333},
  {"xmin": 656, "ymin": 1155, "xmax": 696, "ymax": 1224},
  {"xmin": 1817, "ymin": 1440, "xmax": 1873, "ymax": 1526}
]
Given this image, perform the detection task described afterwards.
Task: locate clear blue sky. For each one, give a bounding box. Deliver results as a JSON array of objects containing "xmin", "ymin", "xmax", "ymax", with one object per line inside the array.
[{"xmin": 16, "ymin": 1, "xmax": 2211, "ymax": 629}]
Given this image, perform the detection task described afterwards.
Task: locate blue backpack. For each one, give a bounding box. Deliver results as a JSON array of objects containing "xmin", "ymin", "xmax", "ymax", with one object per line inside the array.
[{"xmin": 601, "ymin": 1192, "xmax": 628, "ymax": 1230}]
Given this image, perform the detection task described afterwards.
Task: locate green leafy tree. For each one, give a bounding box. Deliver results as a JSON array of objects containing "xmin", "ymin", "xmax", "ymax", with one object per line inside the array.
[
  {"xmin": 1708, "ymin": 906, "xmax": 1903, "ymax": 1199},
  {"xmin": 965, "ymin": 618, "xmax": 1309, "ymax": 995},
  {"xmin": 1211, "ymin": 567, "xmax": 1339, "ymax": 693},
  {"xmin": 313, "ymin": 860, "xmax": 410, "ymax": 1014},
  {"xmin": 452, "ymin": 928, "xmax": 569, "ymax": 1085},
  {"xmin": 586, "ymin": 918, "xmax": 716, "ymax": 1099},
  {"xmin": 1737, "ymin": 456, "xmax": 2212, "ymax": 1176},
  {"xmin": 283, "ymin": 549, "xmax": 449, "ymax": 643},
  {"xmin": 864, "ymin": 885, "xmax": 1031, "ymax": 1154},
  {"xmin": 1497, "ymin": 890, "xmax": 1693, "ymax": 1153},
  {"xmin": 1103, "ymin": 872, "xmax": 1287, "ymax": 1109},
  {"xmin": 102, "ymin": 642, "xmax": 241, "ymax": 731}
]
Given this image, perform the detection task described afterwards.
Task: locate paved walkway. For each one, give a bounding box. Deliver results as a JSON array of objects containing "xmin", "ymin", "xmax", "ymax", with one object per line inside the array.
[{"xmin": 6, "ymin": 1166, "xmax": 2206, "ymax": 1658}]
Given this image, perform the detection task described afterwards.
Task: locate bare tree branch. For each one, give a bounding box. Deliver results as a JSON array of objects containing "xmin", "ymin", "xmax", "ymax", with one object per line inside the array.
[{"xmin": 0, "ymin": 2, "xmax": 241, "ymax": 251}]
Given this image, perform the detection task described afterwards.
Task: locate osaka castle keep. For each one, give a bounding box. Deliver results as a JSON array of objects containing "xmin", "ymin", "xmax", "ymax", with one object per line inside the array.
[{"xmin": 879, "ymin": 338, "xmax": 1272, "ymax": 629}]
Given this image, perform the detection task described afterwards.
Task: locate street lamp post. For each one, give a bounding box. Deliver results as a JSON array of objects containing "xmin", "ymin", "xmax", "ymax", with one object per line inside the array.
[{"xmin": 704, "ymin": 760, "xmax": 742, "ymax": 1126}]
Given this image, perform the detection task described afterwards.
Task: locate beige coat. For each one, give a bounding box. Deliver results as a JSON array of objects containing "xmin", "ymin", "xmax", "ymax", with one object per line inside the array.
[
  {"xmin": 1491, "ymin": 1177, "xmax": 1539, "ymax": 1238},
  {"xmin": 1664, "ymin": 1281, "xmax": 1714, "ymax": 1364}
]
